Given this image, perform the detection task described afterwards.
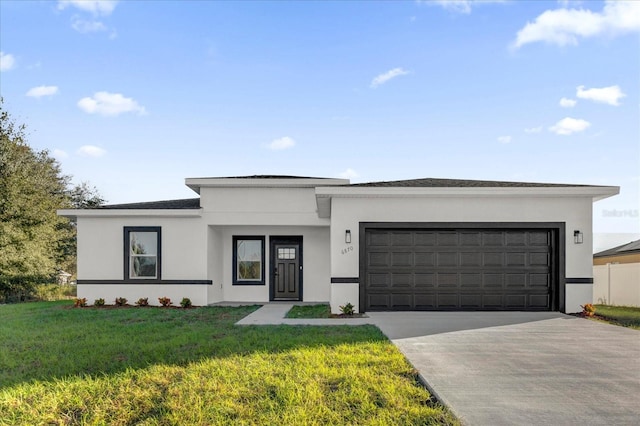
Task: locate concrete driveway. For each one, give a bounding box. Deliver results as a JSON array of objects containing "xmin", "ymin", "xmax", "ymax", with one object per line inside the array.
[{"xmin": 367, "ymin": 312, "xmax": 640, "ymax": 426}]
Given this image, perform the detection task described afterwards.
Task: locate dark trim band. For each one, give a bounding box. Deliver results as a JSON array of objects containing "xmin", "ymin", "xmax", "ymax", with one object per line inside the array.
[
  {"xmin": 565, "ymin": 278, "xmax": 594, "ymax": 284},
  {"xmin": 77, "ymin": 279, "xmax": 213, "ymax": 285},
  {"xmin": 331, "ymin": 277, "xmax": 359, "ymax": 284}
]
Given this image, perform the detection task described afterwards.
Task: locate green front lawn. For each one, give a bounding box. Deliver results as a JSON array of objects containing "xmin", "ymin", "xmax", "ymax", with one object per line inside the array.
[
  {"xmin": 0, "ymin": 301, "xmax": 457, "ymax": 425},
  {"xmin": 285, "ymin": 304, "xmax": 332, "ymax": 318},
  {"xmin": 593, "ymin": 304, "xmax": 640, "ymax": 330}
]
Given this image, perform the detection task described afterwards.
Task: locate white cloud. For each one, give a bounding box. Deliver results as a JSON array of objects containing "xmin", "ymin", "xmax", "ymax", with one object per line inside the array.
[
  {"xmin": 576, "ymin": 85, "xmax": 625, "ymax": 106},
  {"xmin": 559, "ymin": 97, "xmax": 577, "ymax": 108},
  {"xmin": 77, "ymin": 145, "xmax": 106, "ymax": 157},
  {"xmin": 57, "ymin": 0, "xmax": 118, "ymax": 16},
  {"xmin": 52, "ymin": 149, "xmax": 69, "ymax": 159},
  {"xmin": 513, "ymin": 0, "xmax": 640, "ymax": 49},
  {"xmin": 549, "ymin": 117, "xmax": 591, "ymax": 135},
  {"xmin": 268, "ymin": 136, "xmax": 296, "ymax": 150},
  {"xmin": 524, "ymin": 126, "xmax": 543, "ymax": 133},
  {"xmin": 26, "ymin": 85, "xmax": 59, "ymax": 98},
  {"xmin": 338, "ymin": 168, "xmax": 359, "ymax": 180},
  {"xmin": 71, "ymin": 16, "xmax": 107, "ymax": 33},
  {"xmin": 77, "ymin": 92, "xmax": 147, "ymax": 116},
  {"xmin": 370, "ymin": 68, "xmax": 410, "ymax": 88},
  {"xmin": 0, "ymin": 51, "xmax": 15, "ymax": 71},
  {"xmin": 497, "ymin": 135, "xmax": 512, "ymax": 144},
  {"xmin": 423, "ymin": 1, "xmax": 505, "ymax": 15}
]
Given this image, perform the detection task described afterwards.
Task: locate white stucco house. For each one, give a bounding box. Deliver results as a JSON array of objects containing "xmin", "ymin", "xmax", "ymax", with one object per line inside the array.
[{"xmin": 58, "ymin": 175, "xmax": 618, "ymax": 313}]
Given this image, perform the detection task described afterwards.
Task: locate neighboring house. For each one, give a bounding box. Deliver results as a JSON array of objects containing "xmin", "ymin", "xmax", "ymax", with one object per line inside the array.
[
  {"xmin": 57, "ymin": 175, "xmax": 618, "ymax": 313},
  {"xmin": 593, "ymin": 240, "xmax": 640, "ymax": 307},
  {"xmin": 57, "ymin": 270, "xmax": 72, "ymax": 285}
]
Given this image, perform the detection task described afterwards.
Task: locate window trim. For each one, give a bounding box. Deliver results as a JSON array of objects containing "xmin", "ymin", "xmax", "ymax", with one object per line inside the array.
[
  {"xmin": 124, "ymin": 226, "xmax": 162, "ymax": 281},
  {"xmin": 232, "ymin": 236, "xmax": 265, "ymax": 285}
]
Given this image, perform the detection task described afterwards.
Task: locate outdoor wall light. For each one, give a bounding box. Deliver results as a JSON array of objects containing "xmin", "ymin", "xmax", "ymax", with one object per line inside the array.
[
  {"xmin": 574, "ymin": 230, "xmax": 583, "ymax": 244},
  {"xmin": 345, "ymin": 230, "xmax": 351, "ymax": 244}
]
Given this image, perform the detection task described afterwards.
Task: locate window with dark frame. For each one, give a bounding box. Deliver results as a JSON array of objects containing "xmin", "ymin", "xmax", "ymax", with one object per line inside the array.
[
  {"xmin": 232, "ymin": 236, "xmax": 265, "ymax": 285},
  {"xmin": 124, "ymin": 227, "xmax": 161, "ymax": 280}
]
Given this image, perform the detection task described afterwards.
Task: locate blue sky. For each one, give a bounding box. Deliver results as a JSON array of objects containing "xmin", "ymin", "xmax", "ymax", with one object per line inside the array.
[{"xmin": 1, "ymin": 0, "xmax": 638, "ymax": 248}]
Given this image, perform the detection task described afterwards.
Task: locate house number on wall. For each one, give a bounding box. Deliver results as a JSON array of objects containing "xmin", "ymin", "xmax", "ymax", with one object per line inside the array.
[{"xmin": 341, "ymin": 246, "xmax": 354, "ymax": 255}]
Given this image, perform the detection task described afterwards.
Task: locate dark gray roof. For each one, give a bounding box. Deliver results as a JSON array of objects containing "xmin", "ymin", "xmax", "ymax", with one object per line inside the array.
[
  {"xmin": 594, "ymin": 239, "xmax": 640, "ymax": 258},
  {"xmin": 99, "ymin": 198, "xmax": 200, "ymax": 210},
  {"xmin": 349, "ymin": 178, "xmax": 598, "ymax": 188},
  {"xmin": 193, "ymin": 175, "xmax": 332, "ymax": 180}
]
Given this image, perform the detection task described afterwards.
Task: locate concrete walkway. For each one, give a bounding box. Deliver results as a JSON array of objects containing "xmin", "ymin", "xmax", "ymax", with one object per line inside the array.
[{"xmin": 235, "ymin": 303, "xmax": 377, "ymax": 326}]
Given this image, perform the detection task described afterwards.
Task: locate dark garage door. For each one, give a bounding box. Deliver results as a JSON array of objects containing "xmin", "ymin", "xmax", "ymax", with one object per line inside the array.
[{"xmin": 363, "ymin": 227, "xmax": 557, "ymax": 311}]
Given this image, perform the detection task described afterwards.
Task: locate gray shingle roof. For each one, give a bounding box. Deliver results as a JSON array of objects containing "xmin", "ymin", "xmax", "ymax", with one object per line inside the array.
[
  {"xmin": 99, "ymin": 198, "xmax": 200, "ymax": 210},
  {"xmin": 192, "ymin": 175, "xmax": 331, "ymax": 180},
  {"xmin": 349, "ymin": 178, "xmax": 597, "ymax": 188},
  {"xmin": 594, "ymin": 239, "xmax": 640, "ymax": 258}
]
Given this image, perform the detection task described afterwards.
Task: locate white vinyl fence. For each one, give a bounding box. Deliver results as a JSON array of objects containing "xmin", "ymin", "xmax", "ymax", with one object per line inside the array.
[{"xmin": 593, "ymin": 263, "xmax": 640, "ymax": 307}]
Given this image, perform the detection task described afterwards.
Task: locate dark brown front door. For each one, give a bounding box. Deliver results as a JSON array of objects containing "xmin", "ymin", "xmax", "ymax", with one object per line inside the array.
[{"xmin": 271, "ymin": 237, "xmax": 302, "ymax": 301}]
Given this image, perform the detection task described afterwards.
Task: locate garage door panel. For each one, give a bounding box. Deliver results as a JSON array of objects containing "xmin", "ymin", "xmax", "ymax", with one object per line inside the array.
[
  {"xmin": 506, "ymin": 252, "xmax": 526, "ymax": 266},
  {"xmin": 530, "ymin": 252, "xmax": 550, "ymax": 266},
  {"xmin": 530, "ymin": 273, "xmax": 549, "ymax": 287},
  {"xmin": 391, "ymin": 252, "xmax": 413, "ymax": 266},
  {"xmin": 437, "ymin": 273, "xmax": 458, "ymax": 287},
  {"xmin": 529, "ymin": 231, "xmax": 550, "ymax": 245},
  {"xmin": 390, "ymin": 273, "xmax": 412, "ymax": 287},
  {"xmin": 461, "ymin": 252, "xmax": 482, "ymax": 266},
  {"xmin": 461, "ymin": 294, "xmax": 482, "ymax": 308},
  {"xmin": 368, "ymin": 232, "xmax": 390, "ymax": 246},
  {"xmin": 415, "ymin": 252, "xmax": 435, "ymax": 266},
  {"xmin": 505, "ymin": 294, "xmax": 527, "ymax": 309},
  {"xmin": 415, "ymin": 273, "xmax": 436, "ymax": 287},
  {"xmin": 437, "ymin": 232, "xmax": 459, "ymax": 246},
  {"xmin": 368, "ymin": 273, "xmax": 390, "ymax": 287},
  {"xmin": 364, "ymin": 227, "xmax": 555, "ymax": 311},
  {"xmin": 506, "ymin": 274, "xmax": 526, "ymax": 287},
  {"xmin": 391, "ymin": 232, "xmax": 413, "ymax": 246},
  {"xmin": 460, "ymin": 232, "xmax": 482, "ymax": 246},
  {"xmin": 483, "ymin": 232, "xmax": 504, "ymax": 246},
  {"xmin": 530, "ymin": 294, "xmax": 550, "ymax": 308},
  {"xmin": 437, "ymin": 252, "xmax": 458, "ymax": 266},
  {"xmin": 415, "ymin": 232, "xmax": 437, "ymax": 246},
  {"xmin": 460, "ymin": 273, "xmax": 482, "ymax": 287}
]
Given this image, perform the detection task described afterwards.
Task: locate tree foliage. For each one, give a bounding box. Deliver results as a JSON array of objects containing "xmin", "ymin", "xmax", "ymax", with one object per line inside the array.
[{"xmin": 0, "ymin": 100, "xmax": 104, "ymax": 301}]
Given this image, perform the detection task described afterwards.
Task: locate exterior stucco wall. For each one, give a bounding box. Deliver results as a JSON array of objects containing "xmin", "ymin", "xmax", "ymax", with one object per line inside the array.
[
  {"xmin": 329, "ymin": 196, "xmax": 594, "ymax": 313},
  {"xmin": 199, "ymin": 187, "xmax": 328, "ymax": 226},
  {"xmin": 76, "ymin": 216, "xmax": 206, "ymax": 281},
  {"xmin": 211, "ymin": 225, "xmax": 330, "ymax": 303}
]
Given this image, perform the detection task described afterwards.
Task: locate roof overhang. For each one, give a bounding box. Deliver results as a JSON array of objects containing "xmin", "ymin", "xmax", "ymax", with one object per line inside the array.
[
  {"xmin": 57, "ymin": 209, "xmax": 203, "ymax": 220},
  {"xmin": 185, "ymin": 177, "xmax": 349, "ymax": 194},
  {"xmin": 314, "ymin": 185, "xmax": 620, "ymax": 218}
]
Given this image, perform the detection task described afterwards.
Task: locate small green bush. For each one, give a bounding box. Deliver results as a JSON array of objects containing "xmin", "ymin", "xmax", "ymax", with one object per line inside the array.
[
  {"xmin": 94, "ymin": 298, "xmax": 105, "ymax": 307},
  {"xmin": 339, "ymin": 302, "xmax": 355, "ymax": 316},
  {"xmin": 158, "ymin": 297, "xmax": 172, "ymax": 307},
  {"xmin": 135, "ymin": 297, "xmax": 149, "ymax": 307},
  {"xmin": 115, "ymin": 297, "xmax": 128, "ymax": 307},
  {"xmin": 180, "ymin": 297, "xmax": 192, "ymax": 308}
]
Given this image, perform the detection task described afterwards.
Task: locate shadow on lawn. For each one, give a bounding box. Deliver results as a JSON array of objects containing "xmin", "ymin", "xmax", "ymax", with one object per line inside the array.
[{"xmin": 0, "ymin": 301, "xmax": 386, "ymax": 389}]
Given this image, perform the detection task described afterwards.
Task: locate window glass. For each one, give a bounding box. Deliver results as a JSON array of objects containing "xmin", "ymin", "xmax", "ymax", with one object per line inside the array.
[
  {"xmin": 277, "ymin": 247, "xmax": 296, "ymax": 260},
  {"xmin": 237, "ymin": 239, "xmax": 262, "ymax": 281},
  {"xmin": 127, "ymin": 229, "xmax": 159, "ymax": 279}
]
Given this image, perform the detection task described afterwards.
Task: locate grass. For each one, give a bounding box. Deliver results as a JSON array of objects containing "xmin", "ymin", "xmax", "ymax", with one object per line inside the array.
[
  {"xmin": 0, "ymin": 301, "xmax": 458, "ymax": 425},
  {"xmin": 593, "ymin": 304, "xmax": 640, "ymax": 330},
  {"xmin": 285, "ymin": 304, "xmax": 332, "ymax": 318}
]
